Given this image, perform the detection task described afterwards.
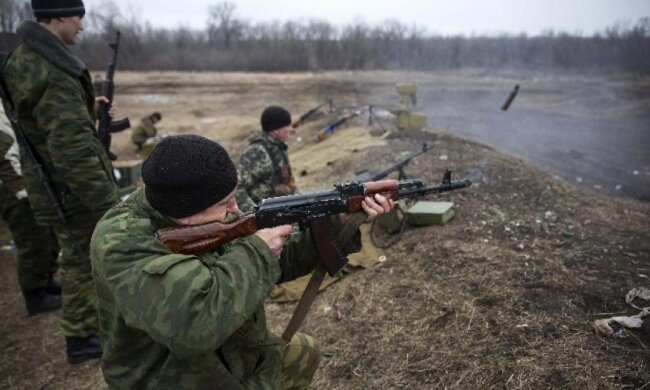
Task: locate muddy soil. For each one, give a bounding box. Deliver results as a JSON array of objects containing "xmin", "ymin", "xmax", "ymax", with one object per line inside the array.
[{"xmin": 0, "ymin": 71, "xmax": 648, "ymax": 389}]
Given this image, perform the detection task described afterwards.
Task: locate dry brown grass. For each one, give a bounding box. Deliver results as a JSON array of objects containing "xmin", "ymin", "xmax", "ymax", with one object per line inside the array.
[{"xmin": 1, "ymin": 71, "xmax": 648, "ymax": 389}]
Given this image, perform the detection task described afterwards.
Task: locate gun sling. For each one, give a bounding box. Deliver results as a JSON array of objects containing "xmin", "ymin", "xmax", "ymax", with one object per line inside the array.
[
  {"xmin": 227, "ymin": 212, "xmax": 366, "ymax": 347},
  {"xmin": 281, "ymin": 211, "xmax": 367, "ymax": 343}
]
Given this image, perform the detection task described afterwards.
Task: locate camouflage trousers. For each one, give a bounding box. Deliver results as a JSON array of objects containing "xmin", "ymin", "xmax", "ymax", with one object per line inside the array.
[
  {"xmin": 53, "ymin": 224, "xmax": 99, "ymax": 338},
  {"xmin": 0, "ymin": 183, "xmax": 59, "ymax": 293},
  {"xmin": 280, "ymin": 333, "xmax": 320, "ymax": 390}
]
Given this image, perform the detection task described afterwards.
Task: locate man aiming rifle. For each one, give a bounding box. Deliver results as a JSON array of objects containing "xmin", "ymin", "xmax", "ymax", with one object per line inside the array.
[{"xmin": 90, "ymin": 134, "xmax": 397, "ymax": 389}]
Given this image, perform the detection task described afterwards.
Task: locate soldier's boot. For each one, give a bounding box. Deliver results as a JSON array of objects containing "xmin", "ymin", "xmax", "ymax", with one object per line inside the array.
[
  {"xmin": 66, "ymin": 335, "xmax": 102, "ymax": 364},
  {"xmin": 24, "ymin": 288, "xmax": 62, "ymax": 316}
]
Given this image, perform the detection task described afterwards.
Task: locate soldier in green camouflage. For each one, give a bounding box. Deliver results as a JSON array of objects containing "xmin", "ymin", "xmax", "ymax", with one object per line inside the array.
[
  {"xmin": 0, "ymin": 100, "xmax": 61, "ymax": 315},
  {"xmin": 131, "ymin": 112, "xmax": 162, "ymax": 151},
  {"xmin": 1, "ymin": 0, "xmax": 120, "ymax": 364},
  {"xmin": 236, "ymin": 106, "xmax": 298, "ymax": 212},
  {"xmin": 90, "ymin": 135, "xmax": 394, "ymax": 389}
]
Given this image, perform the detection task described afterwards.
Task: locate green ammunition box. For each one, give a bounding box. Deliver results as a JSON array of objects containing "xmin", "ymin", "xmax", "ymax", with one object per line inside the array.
[{"xmin": 406, "ymin": 201, "xmax": 455, "ymax": 226}]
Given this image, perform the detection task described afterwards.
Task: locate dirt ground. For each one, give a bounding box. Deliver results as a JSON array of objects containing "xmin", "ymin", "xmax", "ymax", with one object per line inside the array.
[{"xmin": 0, "ymin": 70, "xmax": 648, "ymax": 389}]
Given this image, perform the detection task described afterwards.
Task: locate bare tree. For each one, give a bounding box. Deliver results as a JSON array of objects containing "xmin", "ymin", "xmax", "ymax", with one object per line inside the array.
[
  {"xmin": 63, "ymin": 5, "xmax": 650, "ymax": 75},
  {"xmin": 0, "ymin": 0, "xmax": 31, "ymax": 33},
  {"xmin": 207, "ymin": 1, "xmax": 243, "ymax": 49}
]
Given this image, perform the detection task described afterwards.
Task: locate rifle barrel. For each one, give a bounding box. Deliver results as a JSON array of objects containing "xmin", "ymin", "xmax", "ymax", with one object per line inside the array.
[{"xmin": 398, "ymin": 179, "xmax": 471, "ymax": 199}]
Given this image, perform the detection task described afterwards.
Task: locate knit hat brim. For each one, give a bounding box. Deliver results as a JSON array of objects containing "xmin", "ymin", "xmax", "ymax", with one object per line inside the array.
[{"xmin": 32, "ymin": 0, "xmax": 86, "ymax": 18}]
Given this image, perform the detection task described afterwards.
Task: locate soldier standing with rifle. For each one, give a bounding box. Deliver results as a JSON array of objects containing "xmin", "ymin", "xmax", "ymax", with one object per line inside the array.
[
  {"xmin": 0, "ymin": 87, "xmax": 61, "ymax": 316},
  {"xmin": 236, "ymin": 105, "xmax": 299, "ymax": 212},
  {"xmin": 0, "ymin": 0, "xmax": 120, "ymax": 364}
]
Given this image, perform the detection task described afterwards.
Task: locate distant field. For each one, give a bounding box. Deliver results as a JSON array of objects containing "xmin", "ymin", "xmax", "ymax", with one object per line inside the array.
[
  {"xmin": 1, "ymin": 70, "xmax": 648, "ymax": 389},
  {"xmin": 108, "ymin": 70, "xmax": 650, "ymax": 201}
]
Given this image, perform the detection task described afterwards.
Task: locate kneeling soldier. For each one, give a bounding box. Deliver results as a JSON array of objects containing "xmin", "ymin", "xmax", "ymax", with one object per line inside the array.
[{"xmin": 90, "ymin": 135, "xmax": 393, "ymax": 389}]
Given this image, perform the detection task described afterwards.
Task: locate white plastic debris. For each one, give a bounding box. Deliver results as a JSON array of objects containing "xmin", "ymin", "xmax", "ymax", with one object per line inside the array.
[
  {"xmin": 593, "ymin": 287, "xmax": 650, "ymax": 337},
  {"xmin": 544, "ymin": 211, "xmax": 557, "ymax": 221},
  {"xmin": 626, "ymin": 287, "xmax": 650, "ymax": 310}
]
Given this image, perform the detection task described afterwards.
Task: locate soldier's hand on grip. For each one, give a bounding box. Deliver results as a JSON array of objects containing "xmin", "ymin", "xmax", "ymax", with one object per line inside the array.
[{"xmin": 255, "ymin": 225, "xmax": 293, "ymax": 258}]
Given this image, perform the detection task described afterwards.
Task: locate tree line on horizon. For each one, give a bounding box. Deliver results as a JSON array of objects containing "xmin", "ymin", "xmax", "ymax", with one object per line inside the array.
[{"xmin": 1, "ymin": 0, "xmax": 649, "ymax": 73}]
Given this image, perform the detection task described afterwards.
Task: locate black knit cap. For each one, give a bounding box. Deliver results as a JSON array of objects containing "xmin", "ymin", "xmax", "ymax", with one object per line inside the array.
[
  {"xmin": 142, "ymin": 135, "xmax": 238, "ymax": 218},
  {"xmin": 260, "ymin": 106, "xmax": 291, "ymax": 132},
  {"xmin": 32, "ymin": 0, "xmax": 86, "ymax": 18}
]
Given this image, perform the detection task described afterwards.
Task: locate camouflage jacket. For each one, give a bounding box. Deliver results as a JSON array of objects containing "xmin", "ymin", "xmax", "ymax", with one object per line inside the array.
[
  {"xmin": 1, "ymin": 21, "xmax": 118, "ymax": 226},
  {"xmin": 236, "ymin": 132, "xmax": 297, "ymax": 212},
  {"xmin": 0, "ymin": 103, "xmax": 25, "ymax": 197},
  {"xmin": 91, "ymin": 188, "xmax": 361, "ymax": 389},
  {"xmin": 130, "ymin": 117, "xmax": 157, "ymax": 145}
]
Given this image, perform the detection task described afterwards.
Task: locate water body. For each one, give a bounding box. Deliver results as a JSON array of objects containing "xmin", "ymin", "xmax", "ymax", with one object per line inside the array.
[{"xmin": 416, "ymin": 72, "xmax": 650, "ymax": 202}]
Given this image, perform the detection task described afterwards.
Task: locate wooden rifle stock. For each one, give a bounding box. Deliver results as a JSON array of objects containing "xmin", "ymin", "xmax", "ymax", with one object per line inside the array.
[{"xmin": 157, "ymin": 213, "xmax": 258, "ymax": 255}]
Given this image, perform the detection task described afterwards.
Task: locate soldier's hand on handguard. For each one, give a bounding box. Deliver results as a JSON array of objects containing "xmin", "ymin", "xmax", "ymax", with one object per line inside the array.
[
  {"xmin": 255, "ymin": 225, "xmax": 293, "ymax": 258},
  {"xmin": 340, "ymin": 193, "xmax": 395, "ymax": 224},
  {"xmin": 361, "ymin": 193, "xmax": 394, "ymax": 223},
  {"xmin": 95, "ymin": 96, "xmax": 117, "ymax": 119}
]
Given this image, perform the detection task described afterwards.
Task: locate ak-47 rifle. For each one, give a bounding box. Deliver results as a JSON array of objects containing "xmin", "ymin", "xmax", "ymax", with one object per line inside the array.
[
  {"xmin": 157, "ymin": 169, "xmax": 470, "ymax": 260},
  {"xmin": 0, "ymin": 76, "xmax": 88, "ymax": 261},
  {"xmin": 317, "ymin": 107, "xmax": 366, "ymax": 141},
  {"xmin": 97, "ymin": 30, "xmax": 130, "ymax": 161},
  {"xmin": 156, "ymin": 169, "xmax": 470, "ymax": 341},
  {"xmin": 354, "ymin": 143, "xmax": 433, "ymax": 182},
  {"xmin": 292, "ymin": 98, "xmax": 332, "ymax": 129}
]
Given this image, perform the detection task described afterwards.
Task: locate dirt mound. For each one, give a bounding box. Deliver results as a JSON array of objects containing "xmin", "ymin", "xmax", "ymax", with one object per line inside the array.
[
  {"xmin": 1, "ymin": 72, "xmax": 648, "ymax": 389},
  {"xmin": 267, "ymin": 128, "xmax": 650, "ymax": 389}
]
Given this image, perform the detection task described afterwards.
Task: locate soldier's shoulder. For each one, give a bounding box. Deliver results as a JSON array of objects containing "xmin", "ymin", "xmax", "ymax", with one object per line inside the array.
[
  {"xmin": 5, "ymin": 45, "xmax": 65, "ymax": 89},
  {"xmin": 96, "ymin": 196, "xmax": 153, "ymax": 235},
  {"xmin": 6, "ymin": 45, "xmax": 49, "ymax": 73},
  {"xmin": 241, "ymin": 141, "xmax": 270, "ymax": 161}
]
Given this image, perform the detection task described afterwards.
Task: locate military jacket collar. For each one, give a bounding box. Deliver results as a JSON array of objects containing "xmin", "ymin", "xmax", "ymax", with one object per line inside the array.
[
  {"xmin": 252, "ymin": 131, "xmax": 288, "ymax": 151},
  {"xmin": 17, "ymin": 21, "xmax": 86, "ymax": 77},
  {"xmin": 127, "ymin": 187, "xmax": 179, "ymax": 230}
]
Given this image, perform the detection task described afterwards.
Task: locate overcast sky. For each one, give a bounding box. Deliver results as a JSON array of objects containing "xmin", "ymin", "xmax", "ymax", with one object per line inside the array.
[{"xmin": 83, "ymin": 0, "xmax": 649, "ymax": 36}]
